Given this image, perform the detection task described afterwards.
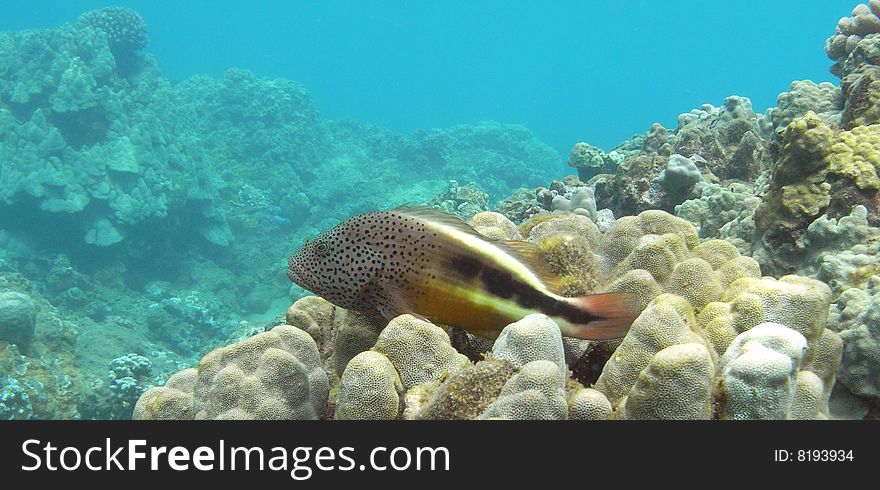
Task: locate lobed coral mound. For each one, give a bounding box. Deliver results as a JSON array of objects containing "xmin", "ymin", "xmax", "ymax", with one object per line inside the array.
[{"xmin": 138, "ymin": 209, "xmax": 851, "ymax": 420}]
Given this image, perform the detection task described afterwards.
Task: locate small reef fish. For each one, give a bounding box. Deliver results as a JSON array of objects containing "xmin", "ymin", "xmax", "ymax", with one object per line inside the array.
[{"xmin": 287, "ymin": 206, "xmax": 637, "ymax": 340}]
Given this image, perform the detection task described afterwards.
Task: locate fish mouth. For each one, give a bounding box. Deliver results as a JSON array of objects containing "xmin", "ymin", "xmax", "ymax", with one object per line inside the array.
[{"xmin": 286, "ymin": 266, "xmax": 302, "ymax": 285}]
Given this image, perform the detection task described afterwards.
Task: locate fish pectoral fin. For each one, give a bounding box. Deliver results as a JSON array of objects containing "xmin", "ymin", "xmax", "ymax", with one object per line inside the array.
[
  {"xmin": 493, "ymin": 239, "xmax": 564, "ymax": 294},
  {"xmin": 374, "ymin": 282, "xmax": 418, "ymax": 321}
]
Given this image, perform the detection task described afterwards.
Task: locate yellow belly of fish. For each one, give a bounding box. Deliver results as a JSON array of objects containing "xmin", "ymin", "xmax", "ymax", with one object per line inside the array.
[{"xmin": 408, "ymin": 281, "xmax": 537, "ymax": 340}]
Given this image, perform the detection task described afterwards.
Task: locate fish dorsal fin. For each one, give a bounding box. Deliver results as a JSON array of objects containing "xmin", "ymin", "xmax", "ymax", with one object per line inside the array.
[
  {"xmin": 493, "ymin": 239, "xmax": 564, "ymax": 294},
  {"xmin": 393, "ymin": 205, "xmax": 483, "ymax": 237}
]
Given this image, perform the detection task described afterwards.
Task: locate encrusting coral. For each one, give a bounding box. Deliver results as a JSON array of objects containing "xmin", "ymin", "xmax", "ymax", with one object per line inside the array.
[{"xmin": 755, "ymin": 112, "xmax": 880, "ymax": 249}]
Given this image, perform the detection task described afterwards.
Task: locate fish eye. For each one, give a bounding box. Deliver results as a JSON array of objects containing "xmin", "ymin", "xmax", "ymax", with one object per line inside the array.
[{"xmin": 315, "ymin": 242, "xmax": 330, "ymax": 254}]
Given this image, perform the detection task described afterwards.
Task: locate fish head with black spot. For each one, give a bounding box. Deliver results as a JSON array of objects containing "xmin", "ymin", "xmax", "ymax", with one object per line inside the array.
[{"xmin": 287, "ymin": 206, "xmax": 638, "ymax": 340}]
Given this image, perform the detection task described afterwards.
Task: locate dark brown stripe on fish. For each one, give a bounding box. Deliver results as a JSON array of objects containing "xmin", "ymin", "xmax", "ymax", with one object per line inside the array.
[
  {"xmin": 482, "ymin": 268, "xmax": 516, "ymax": 299},
  {"xmin": 479, "ymin": 264, "xmax": 601, "ymax": 324},
  {"xmin": 448, "ymin": 254, "xmax": 482, "ymax": 280},
  {"xmin": 543, "ymin": 298, "xmax": 600, "ymax": 325}
]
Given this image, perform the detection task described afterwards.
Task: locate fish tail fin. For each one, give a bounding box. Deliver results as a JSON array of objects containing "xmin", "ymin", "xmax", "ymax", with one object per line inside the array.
[{"xmin": 557, "ymin": 292, "xmax": 639, "ymax": 340}]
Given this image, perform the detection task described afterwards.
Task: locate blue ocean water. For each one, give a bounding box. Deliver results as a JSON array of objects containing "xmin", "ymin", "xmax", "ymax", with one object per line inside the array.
[{"xmin": 2, "ymin": 0, "xmax": 853, "ymax": 151}]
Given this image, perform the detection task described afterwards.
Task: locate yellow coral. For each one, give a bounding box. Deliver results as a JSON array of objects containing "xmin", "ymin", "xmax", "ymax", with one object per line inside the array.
[
  {"xmin": 469, "ymin": 211, "xmax": 522, "ymax": 240},
  {"xmin": 335, "ymin": 351, "xmax": 403, "ymax": 420},
  {"xmin": 621, "ymin": 343, "xmax": 715, "ymax": 420},
  {"xmin": 699, "ymin": 275, "xmax": 832, "ymax": 363},
  {"xmin": 594, "ymin": 294, "xmax": 714, "ymax": 405}
]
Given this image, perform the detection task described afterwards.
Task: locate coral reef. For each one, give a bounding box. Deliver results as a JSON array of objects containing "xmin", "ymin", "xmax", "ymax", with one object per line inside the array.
[
  {"xmin": 478, "ymin": 360, "xmax": 568, "ymax": 420},
  {"xmin": 193, "ymin": 325, "xmax": 329, "ymax": 420},
  {"xmin": 567, "ymin": 142, "xmax": 623, "ymax": 180},
  {"xmin": 0, "ymin": 25, "xmax": 232, "ymax": 249},
  {"xmin": 825, "ymin": 2, "xmax": 880, "ymax": 77},
  {"xmin": 371, "ymin": 315, "xmax": 469, "ymax": 390},
  {"xmin": 0, "ymin": 291, "xmax": 36, "ymax": 350},
  {"xmin": 770, "ymin": 81, "xmax": 843, "ymax": 135},
  {"xmin": 75, "ymin": 7, "xmax": 148, "ymax": 74},
  {"xmin": 335, "ymin": 351, "xmax": 403, "ymax": 420},
  {"xmin": 135, "ymin": 325, "xmax": 329, "ymax": 420},
  {"xmin": 400, "ymin": 121, "xmax": 562, "ymax": 200},
  {"xmin": 659, "ymin": 154, "xmax": 704, "ymax": 204},
  {"xmin": 675, "ymin": 182, "xmax": 760, "ymax": 241},
  {"xmin": 593, "ymin": 294, "xmax": 712, "ymax": 405},
  {"xmin": 490, "ymin": 314, "xmax": 567, "ymax": 381},
  {"xmin": 105, "ymin": 353, "xmax": 154, "ymax": 419},
  {"xmin": 755, "ymin": 113, "xmax": 880, "ymax": 251},
  {"xmin": 828, "ymin": 276, "xmax": 880, "ymax": 398},
  {"xmin": 430, "ymin": 180, "xmax": 489, "ymax": 220},
  {"xmin": 469, "ymin": 211, "xmax": 523, "ymax": 240},
  {"xmin": 718, "ymin": 323, "xmax": 809, "ymax": 420},
  {"xmin": 10, "ymin": 4, "xmax": 880, "ymax": 420},
  {"xmin": 620, "ymin": 343, "xmax": 715, "ymax": 420},
  {"xmin": 132, "ymin": 368, "xmax": 196, "ymax": 420},
  {"xmin": 408, "ymin": 357, "xmax": 517, "ymax": 420},
  {"xmin": 754, "ymin": 205, "xmax": 880, "ymax": 292},
  {"xmin": 598, "ymin": 210, "xmax": 760, "ymax": 312},
  {"xmin": 596, "ymin": 96, "xmax": 770, "ymax": 216},
  {"xmin": 567, "ymin": 387, "xmax": 612, "ymax": 420},
  {"xmin": 698, "ymin": 275, "xmax": 832, "ymax": 362}
]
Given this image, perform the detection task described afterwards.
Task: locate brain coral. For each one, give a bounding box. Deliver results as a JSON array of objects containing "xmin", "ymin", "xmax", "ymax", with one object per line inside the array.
[
  {"xmin": 284, "ymin": 295, "xmax": 338, "ymax": 367},
  {"xmin": 568, "ymin": 387, "xmax": 612, "ymax": 420},
  {"xmin": 469, "ymin": 211, "xmax": 522, "ymax": 240},
  {"xmin": 597, "ymin": 210, "xmax": 761, "ymax": 313},
  {"xmin": 335, "ymin": 351, "xmax": 403, "ymax": 420},
  {"xmin": 790, "ymin": 371, "xmax": 826, "ymax": 420},
  {"xmin": 478, "ymin": 360, "xmax": 568, "ymax": 420},
  {"xmin": 593, "ymin": 294, "xmax": 714, "ymax": 405},
  {"xmin": 718, "ymin": 323, "xmax": 808, "ymax": 419},
  {"xmin": 699, "ymin": 275, "xmax": 832, "ymax": 364},
  {"xmin": 371, "ymin": 315, "xmax": 469, "ymax": 390},
  {"xmin": 132, "ymin": 368, "xmax": 197, "ymax": 421},
  {"xmin": 192, "ymin": 325, "xmax": 329, "ymax": 420},
  {"xmin": 491, "ymin": 314, "xmax": 567, "ymax": 382},
  {"xmin": 621, "ymin": 343, "xmax": 715, "ymax": 420},
  {"xmin": 332, "ymin": 309, "xmax": 385, "ymax": 376}
]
